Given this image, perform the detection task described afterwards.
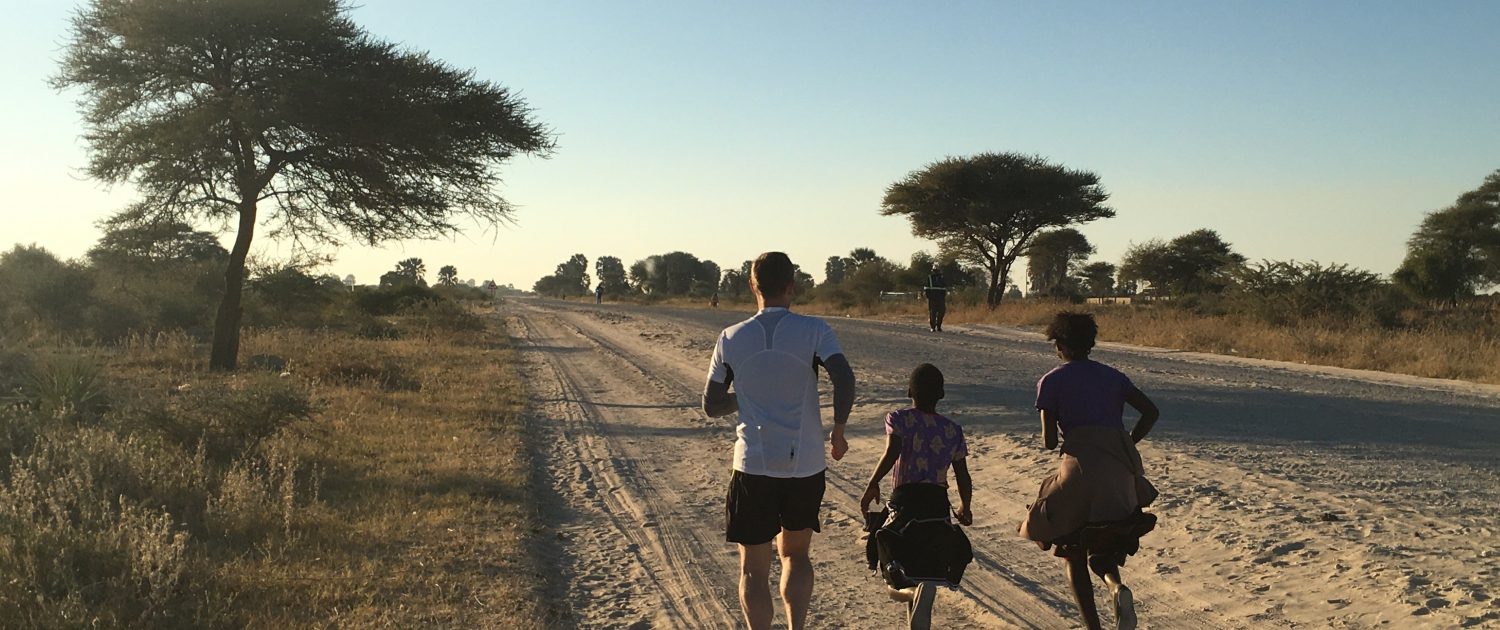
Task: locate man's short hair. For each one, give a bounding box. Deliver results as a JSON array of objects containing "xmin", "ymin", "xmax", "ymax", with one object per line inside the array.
[
  {"xmin": 752, "ymin": 252, "xmax": 795, "ymax": 298},
  {"xmin": 907, "ymin": 363, "xmax": 944, "ymax": 403},
  {"xmin": 1045, "ymin": 311, "xmax": 1098, "ymax": 357}
]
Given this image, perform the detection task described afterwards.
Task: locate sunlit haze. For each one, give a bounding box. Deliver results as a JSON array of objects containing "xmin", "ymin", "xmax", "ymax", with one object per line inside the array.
[{"xmin": 4, "ymin": 1, "xmax": 1497, "ymax": 288}]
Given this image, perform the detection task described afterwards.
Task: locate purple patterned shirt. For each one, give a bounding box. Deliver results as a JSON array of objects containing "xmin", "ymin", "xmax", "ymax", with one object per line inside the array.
[{"xmin": 885, "ymin": 408, "xmax": 968, "ymax": 487}]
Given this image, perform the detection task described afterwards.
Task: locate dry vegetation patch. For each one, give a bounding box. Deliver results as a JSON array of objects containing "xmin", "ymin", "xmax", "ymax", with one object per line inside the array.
[{"xmin": 0, "ymin": 317, "xmax": 560, "ymax": 628}]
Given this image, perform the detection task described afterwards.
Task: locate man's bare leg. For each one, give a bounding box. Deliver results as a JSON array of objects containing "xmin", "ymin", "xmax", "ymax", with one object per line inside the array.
[
  {"xmin": 777, "ymin": 528, "xmax": 815, "ymax": 630},
  {"xmin": 739, "ymin": 542, "xmax": 775, "ymax": 630}
]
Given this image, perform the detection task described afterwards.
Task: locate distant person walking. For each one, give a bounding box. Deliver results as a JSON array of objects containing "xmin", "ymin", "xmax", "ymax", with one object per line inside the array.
[
  {"xmin": 702, "ymin": 251, "xmax": 856, "ymax": 630},
  {"xmin": 595, "ymin": 283, "xmax": 604, "ymax": 304},
  {"xmin": 924, "ymin": 266, "xmax": 948, "ymax": 332},
  {"xmin": 1019, "ymin": 312, "xmax": 1160, "ymax": 630}
]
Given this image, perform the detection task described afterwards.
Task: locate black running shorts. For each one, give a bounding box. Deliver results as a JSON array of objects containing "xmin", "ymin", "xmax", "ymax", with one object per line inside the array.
[{"xmin": 725, "ymin": 469, "xmax": 826, "ymax": 545}]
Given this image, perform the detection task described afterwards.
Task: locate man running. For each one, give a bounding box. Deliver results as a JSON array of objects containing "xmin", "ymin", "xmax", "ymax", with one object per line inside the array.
[
  {"xmin": 702, "ymin": 251, "xmax": 856, "ymax": 630},
  {"xmin": 925, "ymin": 265, "xmax": 948, "ymax": 332}
]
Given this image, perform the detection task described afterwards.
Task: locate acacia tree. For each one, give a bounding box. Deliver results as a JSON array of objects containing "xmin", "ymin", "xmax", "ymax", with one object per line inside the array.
[
  {"xmin": 882, "ymin": 152, "xmax": 1113, "ymax": 307},
  {"xmin": 56, "ymin": 0, "xmax": 552, "ymax": 369}
]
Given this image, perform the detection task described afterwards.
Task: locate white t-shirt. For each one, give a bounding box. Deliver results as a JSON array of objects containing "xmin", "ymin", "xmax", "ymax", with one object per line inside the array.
[{"xmin": 707, "ymin": 307, "xmax": 844, "ymax": 478}]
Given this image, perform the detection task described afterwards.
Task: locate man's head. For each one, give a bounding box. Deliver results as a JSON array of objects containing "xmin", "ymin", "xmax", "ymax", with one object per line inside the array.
[
  {"xmin": 906, "ymin": 363, "xmax": 944, "ymax": 407},
  {"xmin": 751, "ymin": 252, "xmax": 796, "ymax": 303},
  {"xmin": 1045, "ymin": 311, "xmax": 1098, "ymax": 360}
]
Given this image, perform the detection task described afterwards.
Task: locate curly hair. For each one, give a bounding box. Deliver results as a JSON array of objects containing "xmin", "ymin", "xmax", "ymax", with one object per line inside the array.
[{"xmin": 1045, "ymin": 311, "xmax": 1097, "ymax": 358}]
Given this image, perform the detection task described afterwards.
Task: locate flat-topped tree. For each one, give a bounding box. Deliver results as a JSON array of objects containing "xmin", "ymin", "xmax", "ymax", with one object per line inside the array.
[
  {"xmin": 882, "ymin": 152, "xmax": 1113, "ymax": 308},
  {"xmin": 55, "ymin": 0, "xmax": 553, "ymax": 369}
]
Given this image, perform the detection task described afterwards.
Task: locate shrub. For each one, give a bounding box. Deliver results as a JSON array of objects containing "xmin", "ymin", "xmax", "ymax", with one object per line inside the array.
[
  {"xmin": 243, "ymin": 266, "xmax": 348, "ymax": 329},
  {"xmin": 205, "ymin": 441, "xmax": 306, "ymax": 544},
  {"xmin": 352, "ymin": 284, "xmax": 442, "ymax": 316},
  {"xmin": 0, "ymin": 429, "xmax": 192, "ymax": 627},
  {"xmin": 398, "ymin": 298, "xmax": 485, "ymax": 333},
  {"xmin": 1228, "ymin": 260, "xmax": 1408, "ymax": 326},
  {"xmin": 0, "ymin": 245, "xmax": 96, "ymax": 336},
  {"xmin": 12, "ymin": 354, "xmax": 110, "ymax": 422},
  {"xmin": 166, "ymin": 375, "xmax": 314, "ymax": 462}
]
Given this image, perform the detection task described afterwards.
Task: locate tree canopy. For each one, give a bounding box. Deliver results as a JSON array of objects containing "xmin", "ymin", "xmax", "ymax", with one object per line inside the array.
[
  {"xmin": 437, "ymin": 265, "xmax": 459, "ymax": 287},
  {"xmin": 1119, "ymin": 229, "xmax": 1246, "ymax": 296},
  {"xmin": 1393, "ymin": 170, "xmax": 1500, "ymax": 303},
  {"xmin": 532, "ymin": 254, "xmax": 591, "ymax": 297},
  {"xmin": 56, "ymin": 0, "xmax": 552, "ymax": 368},
  {"xmin": 627, "ymin": 252, "xmax": 718, "ymax": 297},
  {"xmin": 594, "ymin": 256, "xmax": 630, "ymax": 297},
  {"xmin": 87, "ymin": 214, "xmax": 227, "ymax": 268},
  {"xmin": 881, "ymin": 152, "xmax": 1113, "ymax": 307},
  {"xmin": 1025, "ymin": 228, "xmax": 1095, "ymax": 298}
]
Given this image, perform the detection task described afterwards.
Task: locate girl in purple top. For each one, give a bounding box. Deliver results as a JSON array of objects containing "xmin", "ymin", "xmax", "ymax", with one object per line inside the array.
[
  {"xmin": 860, "ymin": 364, "xmax": 975, "ymax": 594},
  {"xmin": 861, "ymin": 364, "xmax": 973, "ymax": 525},
  {"xmin": 1021, "ymin": 312, "xmax": 1160, "ymax": 630}
]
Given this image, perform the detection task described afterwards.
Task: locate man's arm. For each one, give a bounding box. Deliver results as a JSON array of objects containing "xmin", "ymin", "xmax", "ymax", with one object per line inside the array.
[
  {"xmin": 823, "ymin": 353, "xmax": 854, "ymax": 424},
  {"xmin": 822, "ymin": 353, "xmax": 854, "ymax": 461},
  {"xmin": 702, "ymin": 378, "xmax": 737, "ymax": 417}
]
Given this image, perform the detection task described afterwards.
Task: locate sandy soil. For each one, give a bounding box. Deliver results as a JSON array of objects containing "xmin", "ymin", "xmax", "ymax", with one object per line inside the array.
[{"xmin": 504, "ymin": 298, "xmax": 1500, "ymax": 629}]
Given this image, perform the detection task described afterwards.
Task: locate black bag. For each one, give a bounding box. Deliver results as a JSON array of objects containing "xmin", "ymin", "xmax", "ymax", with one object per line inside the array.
[{"xmin": 869, "ymin": 484, "xmax": 973, "ymax": 589}]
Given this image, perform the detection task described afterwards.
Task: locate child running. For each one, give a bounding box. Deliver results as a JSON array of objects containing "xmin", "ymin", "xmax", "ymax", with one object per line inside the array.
[
  {"xmin": 1019, "ymin": 312, "xmax": 1160, "ymax": 630},
  {"xmin": 860, "ymin": 364, "xmax": 973, "ymax": 592}
]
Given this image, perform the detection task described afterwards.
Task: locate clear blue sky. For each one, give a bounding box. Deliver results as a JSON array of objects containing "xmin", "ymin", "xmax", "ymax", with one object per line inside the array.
[{"xmin": 4, "ymin": 1, "xmax": 1497, "ymax": 288}]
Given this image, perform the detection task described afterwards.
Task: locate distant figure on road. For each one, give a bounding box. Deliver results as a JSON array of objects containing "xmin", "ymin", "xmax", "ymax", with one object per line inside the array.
[
  {"xmin": 712, "ymin": 290, "xmax": 720, "ymax": 308},
  {"xmin": 1019, "ymin": 312, "xmax": 1160, "ymax": 630},
  {"xmin": 860, "ymin": 364, "xmax": 974, "ymax": 610},
  {"xmin": 924, "ymin": 266, "xmax": 947, "ymax": 332},
  {"xmin": 702, "ymin": 251, "xmax": 856, "ymax": 630},
  {"xmin": 595, "ymin": 283, "xmax": 603, "ymax": 304}
]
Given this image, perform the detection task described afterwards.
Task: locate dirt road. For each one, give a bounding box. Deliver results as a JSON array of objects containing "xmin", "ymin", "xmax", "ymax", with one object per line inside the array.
[{"xmin": 505, "ymin": 299, "xmax": 1500, "ymax": 629}]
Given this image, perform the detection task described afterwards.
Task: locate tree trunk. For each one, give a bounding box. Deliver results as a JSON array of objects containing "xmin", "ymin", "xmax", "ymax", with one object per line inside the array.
[
  {"xmin": 209, "ymin": 199, "xmax": 258, "ymax": 370},
  {"xmin": 986, "ymin": 264, "xmax": 1003, "ymax": 309}
]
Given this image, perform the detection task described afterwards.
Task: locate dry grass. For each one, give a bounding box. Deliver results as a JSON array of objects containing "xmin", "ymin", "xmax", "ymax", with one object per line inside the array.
[{"xmin": 0, "ymin": 316, "xmax": 561, "ymax": 628}]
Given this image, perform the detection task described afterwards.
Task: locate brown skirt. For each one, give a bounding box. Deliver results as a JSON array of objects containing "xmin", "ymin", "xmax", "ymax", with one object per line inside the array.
[{"xmin": 1018, "ymin": 426, "xmax": 1156, "ymax": 545}]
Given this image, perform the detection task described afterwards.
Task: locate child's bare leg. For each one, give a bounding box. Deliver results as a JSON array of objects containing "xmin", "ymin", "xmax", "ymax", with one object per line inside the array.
[
  {"xmin": 1067, "ymin": 553, "xmax": 1104, "ymax": 630},
  {"xmin": 1090, "ymin": 553, "xmax": 1136, "ymax": 630},
  {"xmin": 1088, "ymin": 553, "xmax": 1122, "ymax": 582}
]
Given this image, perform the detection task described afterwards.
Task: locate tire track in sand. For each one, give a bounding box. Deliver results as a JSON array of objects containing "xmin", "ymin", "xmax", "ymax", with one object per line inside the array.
[{"xmin": 511, "ymin": 308, "xmax": 737, "ymax": 629}]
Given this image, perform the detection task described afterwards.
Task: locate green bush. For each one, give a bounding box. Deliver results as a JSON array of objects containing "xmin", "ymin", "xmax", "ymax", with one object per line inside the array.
[
  {"xmin": 0, "ymin": 245, "xmax": 96, "ymax": 336},
  {"xmin": 12, "ymin": 355, "xmax": 110, "ymax": 422},
  {"xmin": 1227, "ymin": 260, "xmax": 1409, "ymax": 327},
  {"xmin": 243, "ymin": 266, "xmax": 348, "ymax": 329},
  {"xmin": 352, "ymin": 284, "xmax": 442, "ymax": 316}
]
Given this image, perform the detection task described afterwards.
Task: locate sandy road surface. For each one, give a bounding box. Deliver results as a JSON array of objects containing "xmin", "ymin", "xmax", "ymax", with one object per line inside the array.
[{"xmin": 504, "ymin": 298, "xmax": 1500, "ymax": 629}]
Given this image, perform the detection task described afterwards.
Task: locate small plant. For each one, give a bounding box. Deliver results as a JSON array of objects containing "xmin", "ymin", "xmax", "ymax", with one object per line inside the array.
[{"xmin": 17, "ymin": 354, "xmax": 109, "ymax": 421}]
